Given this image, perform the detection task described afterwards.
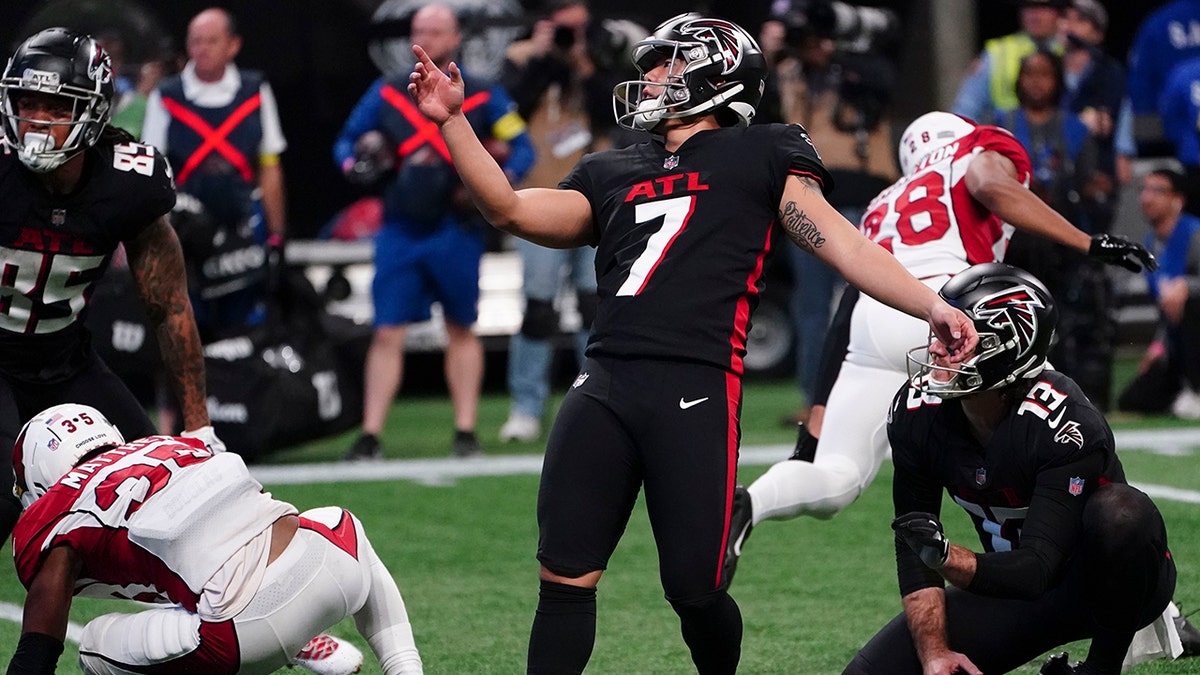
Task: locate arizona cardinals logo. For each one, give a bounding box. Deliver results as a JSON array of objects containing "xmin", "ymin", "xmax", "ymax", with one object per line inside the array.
[
  {"xmin": 679, "ymin": 18, "xmax": 743, "ymax": 74},
  {"xmin": 972, "ymin": 286, "xmax": 1043, "ymax": 358}
]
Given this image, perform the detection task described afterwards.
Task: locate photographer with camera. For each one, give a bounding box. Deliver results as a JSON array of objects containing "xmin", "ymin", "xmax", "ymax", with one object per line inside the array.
[
  {"xmin": 495, "ymin": 0, "xmax": 643, "ymax": 442},
  {"xmin": 756, "ymin": 0, "xmax": 901, "ymax": 426}
]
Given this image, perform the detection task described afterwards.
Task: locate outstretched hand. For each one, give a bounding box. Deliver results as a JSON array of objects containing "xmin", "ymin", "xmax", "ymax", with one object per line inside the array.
[
  {"xmin": 407, "ymin": 44, "xmax": 464, "ymax": 124},
  {"xmin": 927, "ymin": 303, "xmax": 977, "ymax": 364},
  {"xmin": 1089, "ymin": 233, "xmax": 1158, "ymax": 273}
]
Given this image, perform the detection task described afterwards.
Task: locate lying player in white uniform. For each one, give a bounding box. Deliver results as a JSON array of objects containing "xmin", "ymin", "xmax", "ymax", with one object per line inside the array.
[{"xmin": 7, "ymin": 403, "xmax": 423, "ymax": 675}]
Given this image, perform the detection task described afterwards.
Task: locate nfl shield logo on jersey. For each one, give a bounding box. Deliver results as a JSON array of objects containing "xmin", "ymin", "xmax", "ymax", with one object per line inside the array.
[
  {"xmin": 975, "ymin": 467, "xmax": 986, "ymax": 486},
  {"xmin": 663, "ymin": 155, "xmax": 680, "ymax": 170},
  {"xmin": 1068, "ymin": 476, "xmax": 1085, "ymax": 496}
]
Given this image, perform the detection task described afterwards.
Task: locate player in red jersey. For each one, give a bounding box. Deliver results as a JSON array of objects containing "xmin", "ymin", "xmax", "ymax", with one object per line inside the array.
[
  {"xmin": 409, "ymin": 13, "xmax": 979, "ymax": 673},
  {"xmin": 7, "ymin": 403, "xmax": 423, "ymax": 675}
]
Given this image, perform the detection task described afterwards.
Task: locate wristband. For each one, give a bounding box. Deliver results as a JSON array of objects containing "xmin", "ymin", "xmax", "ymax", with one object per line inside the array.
[{"xmin": 8, "ymin": 632, "xmax": 64, "ymax": 674}]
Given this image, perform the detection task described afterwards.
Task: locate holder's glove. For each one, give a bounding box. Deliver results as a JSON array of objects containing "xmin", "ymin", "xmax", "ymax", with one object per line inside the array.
[
  {"xmin": 182, "ymin": 425, "xmax": 227, "ymax": 454},
  {"xmin": 892, "ymin": 511, "xmax": 950, "ymax": 569},
  {"xmin": 1089, "ymin": 233, "xmax": 1158, "ymax": 272}
]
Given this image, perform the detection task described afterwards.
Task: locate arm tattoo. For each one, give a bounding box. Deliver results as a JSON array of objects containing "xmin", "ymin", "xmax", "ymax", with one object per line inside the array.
[
  {"xmin": 779, "ymin": 200, "xmax": 826, "ymax": 254},
  {"xmin": 126, "ymin": 216, "xmax": 210, "ymax": 430}
]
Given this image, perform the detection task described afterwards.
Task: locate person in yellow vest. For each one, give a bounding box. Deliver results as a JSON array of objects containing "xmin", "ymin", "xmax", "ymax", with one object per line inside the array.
[{"xmin": 952, "ymin": 0, "xmax": 1066, "ymax": 122}]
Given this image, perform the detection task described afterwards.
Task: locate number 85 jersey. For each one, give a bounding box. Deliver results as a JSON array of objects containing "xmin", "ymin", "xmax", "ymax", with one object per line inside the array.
[
  {"xmin": 859, "ymin": 125, "xmax": 1033, "ymax": 279},
  {"xmin": 0, "ymin": 141, "xmax": 175, "ymax": 382}
]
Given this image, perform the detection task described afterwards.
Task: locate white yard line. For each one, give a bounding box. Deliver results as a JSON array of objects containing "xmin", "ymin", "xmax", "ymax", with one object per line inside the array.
[{"xmin": 248, "ymin": 427, "xmax": 1200, "ymax": 486}]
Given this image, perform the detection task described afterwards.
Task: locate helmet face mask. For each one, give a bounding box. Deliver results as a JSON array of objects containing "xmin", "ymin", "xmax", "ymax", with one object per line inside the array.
[
  {"xmin": 0, "ymin": 28, "xmax": 114, "ymax": 173},
  {"xmin": 907, "ymin": 263, "xmax": 1058, "ymax": 399},
  {"xmin": 613, "ymin": 14, "xmax": 766, "ymax": 132},
  {"xmin": 13, "ymin": 403, "xmax": 125, "ymax": 509}
]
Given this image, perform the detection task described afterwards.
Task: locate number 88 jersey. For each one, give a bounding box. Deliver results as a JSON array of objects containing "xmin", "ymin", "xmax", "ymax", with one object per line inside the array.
[
  {"xmin": 859, "ymin": 126, "xmax": 1033, "ymax": 279},
  {"xmin": 0, "ymin": 141, "xmax": 175, "ymax": 382}
]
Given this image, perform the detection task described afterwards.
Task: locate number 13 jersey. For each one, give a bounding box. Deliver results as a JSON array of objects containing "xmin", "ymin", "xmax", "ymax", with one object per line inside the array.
[
  {"xmin": 561, "ymin": 123, "xmax": 832, "ymax": 374},
  {"xmin": 859, "ymin": 126, "xmax": 1033, "ymax": 280}
]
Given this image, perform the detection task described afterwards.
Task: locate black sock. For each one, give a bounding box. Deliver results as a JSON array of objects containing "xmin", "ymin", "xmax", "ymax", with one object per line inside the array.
[
  {"xmin": 673, "ymin": 591, "xmax": 743, "ymax": 675},
  {"xmin": 527, "ymin": 580, "xmax": 596, "ymax": 675},
  {"xmin": 455, "ymin": 429, "xmax": 476, "ymax": 442}
]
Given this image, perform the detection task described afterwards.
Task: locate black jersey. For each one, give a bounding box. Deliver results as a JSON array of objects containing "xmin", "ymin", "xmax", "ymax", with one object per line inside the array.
[
  {"xmin": 887, "ymin": 370, "xmax": 1126, "ymax": 597},
  {"xmin": 560, "ymin": 123, "xmax": 832, "ymax": 374},
  {"xmin": 0, "ymin": 142, "xmax": 176, "ymax": 382}
]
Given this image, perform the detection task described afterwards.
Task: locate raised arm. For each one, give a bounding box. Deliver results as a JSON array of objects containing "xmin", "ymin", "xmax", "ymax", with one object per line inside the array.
[
  {"xmin": 407, "ymin": 44, "xmax": 593, "ymax": 248},
  {"xmin": 125, "ymin": 216, "xmax": 211, "ymax": 432},
  {"xmin": 966, "ymin": 150, "xmax": 1156, "ymax": 272},
  {"xmin": 778, "ymin": 175, "xmax": 977, "ymax": 358}
]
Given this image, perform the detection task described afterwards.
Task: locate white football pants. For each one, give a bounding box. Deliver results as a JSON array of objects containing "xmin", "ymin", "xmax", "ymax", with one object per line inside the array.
[
  {"xmin": 78, "ymin": 506, "xmax": 423, "ymax": 675},
  {"xmin": 748, "ymin": 277, "xmax": 945, "ymax": 523}
]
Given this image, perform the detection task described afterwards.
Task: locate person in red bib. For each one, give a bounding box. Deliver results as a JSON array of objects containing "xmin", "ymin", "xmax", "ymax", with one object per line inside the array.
[
  {"xmin": 142, "ymin": 7, "xmax": 288, "ymax": 340},
  {"xmin": 333, "ymin": 3, "xmax": 534, "ymax": 461}
]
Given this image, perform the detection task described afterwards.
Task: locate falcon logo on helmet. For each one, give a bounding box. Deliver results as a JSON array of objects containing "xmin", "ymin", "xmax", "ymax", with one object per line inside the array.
[
  {"xmin": 680, "ymin": 19, "xmax": 743, "ymax": 74},
  {"xmin": 85, "ymin": 42, "xmax": 112, "ymax": 85},
  {"xmin": 973, "ymin": 286, "xmax": 1045, "ymax": 360}
]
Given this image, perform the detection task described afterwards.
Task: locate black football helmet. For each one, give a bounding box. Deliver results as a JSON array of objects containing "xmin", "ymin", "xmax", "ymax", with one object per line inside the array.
[
  {"xmin": 908, "ymin": 263, "xmax": 1058, "ymax": 398},
  {"xmin": 613, "ymin": 13, "xmax": 766, "ymax": 132},
  {"xmin": 0, "ymin": 27, "xmax": 114, "ymax": 172}
]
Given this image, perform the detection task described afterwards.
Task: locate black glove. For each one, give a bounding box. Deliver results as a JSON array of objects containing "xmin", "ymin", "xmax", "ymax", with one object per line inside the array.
[
  {"xmin": 1088, "ymin": 233, "xmax": 1158, "ymax": 273},
  {"xmin": 892, "ymin": 511, "xmax": 950, "ymax": 569}
]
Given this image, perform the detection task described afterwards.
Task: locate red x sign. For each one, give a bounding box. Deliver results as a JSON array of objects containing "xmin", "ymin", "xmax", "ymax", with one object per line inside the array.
[
  {"xmin": 161, "ymin": 93, "xmax": 262, "ymax": 186},
  {"xmin": 379, "ymin": 84, "xmax": 491, "ymax": 165}
]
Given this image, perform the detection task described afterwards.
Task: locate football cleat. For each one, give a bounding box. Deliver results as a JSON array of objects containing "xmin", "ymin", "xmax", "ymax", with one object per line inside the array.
[
  {"xmin": 1038, "ymin": 652, "xmax": 1073, "ymax": 675},
  {"xmin": 721, "ymin": 485, "xmax": 753, "ymax": 587},
  {"xmin": 343, "ymin": 433, "xmax": 382, "ymax": 462},
  {"xmin": 499, "ymin": 412, "xmax": 541, "ymax": 443},
  {"xmin": 1175, "ymin": 607, "xmax": 1200, "ymax": 658},
  {"xmin": 292, "ymin": 633, "xmax": 363, "ymax": 675},
  {"xmin": 451, "ymin": 430, "xmax": 483, "ymax": 458}
]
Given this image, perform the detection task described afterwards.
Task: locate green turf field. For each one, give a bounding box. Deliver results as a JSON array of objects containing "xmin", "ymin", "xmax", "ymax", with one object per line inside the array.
[{"xmin": 2, "ymin": 379, "xmax": 1198, "ymax": 673}]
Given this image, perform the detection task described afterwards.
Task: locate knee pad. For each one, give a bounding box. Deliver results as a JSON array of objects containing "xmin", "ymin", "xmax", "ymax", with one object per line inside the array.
[
  {"xmin": 521, "ymin": 299, "xmax": 559, "ymax": 340},
  {"xmin": 80, "ymin": 608, "xmax": 210, "ymax": 674},
  {"xmin": 575, "ymin": 291, "xmax": 598, "ymax": 330}
]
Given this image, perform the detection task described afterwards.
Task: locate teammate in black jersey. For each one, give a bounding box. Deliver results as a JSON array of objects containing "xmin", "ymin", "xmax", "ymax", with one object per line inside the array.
[
  {"xmin": 845, "ymin": 263, "xmax": 1178, "ymax": 675},
  {"xmin": 0, "ymin": 29, "xmax": 222, "ymax": 542},
  {"xmin": 410, "ymin": 13, "xmax": 978, "ymax": 674}
]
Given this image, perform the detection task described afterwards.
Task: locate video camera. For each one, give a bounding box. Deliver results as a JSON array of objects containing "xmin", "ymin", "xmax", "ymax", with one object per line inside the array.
[
  {"xmin": 774, "ymin": 0, "xmax": 901, "ymax": 134},
  {"xmin": 777, "ymin": 0, "xmax": 899, "ymax": 55}
]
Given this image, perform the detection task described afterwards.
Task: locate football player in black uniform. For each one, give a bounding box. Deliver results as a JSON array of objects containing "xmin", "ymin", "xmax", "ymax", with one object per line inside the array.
[
  {"xmin": 409, "ymin": 12, "xmax": 979, "ymax": 674},
  {"xmin": 845, "ymin": 263, "xmax": 1177, "ymax": 675},
  {"xmin": 0, "ymin": 28, "xmax": 221, "ymax": 542}
]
